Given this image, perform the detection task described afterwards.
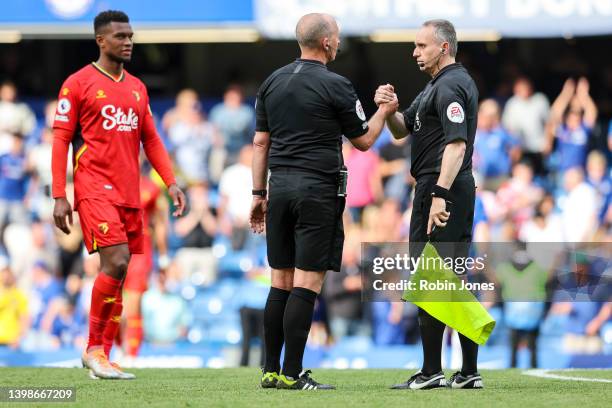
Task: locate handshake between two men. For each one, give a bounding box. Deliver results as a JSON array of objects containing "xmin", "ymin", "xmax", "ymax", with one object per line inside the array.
[
  {"xmin": 374, "ymin": 84, "xmax": 399, "ymax": 112},
  {"xmin": 372, "ymin": 84, "xmax": 411, "ymax": 142}
]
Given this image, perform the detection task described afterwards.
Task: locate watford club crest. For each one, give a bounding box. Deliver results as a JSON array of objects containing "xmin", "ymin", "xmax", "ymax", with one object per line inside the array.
[{"xmin": 98, "ymin": 222, "xmax": 109, "ymax": 235}]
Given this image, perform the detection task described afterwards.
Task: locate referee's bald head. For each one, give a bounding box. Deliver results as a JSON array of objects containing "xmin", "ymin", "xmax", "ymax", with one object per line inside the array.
[{"xmin": 295, "ymin": 13, "xmax": 338, "ymax": 51}]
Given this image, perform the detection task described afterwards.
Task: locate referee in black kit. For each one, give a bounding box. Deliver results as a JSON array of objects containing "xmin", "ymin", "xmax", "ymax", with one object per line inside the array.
[
  {"xmin": 376, "ymin": 19, "xmax": 482, "ymax": 389},
  {"xmin": 249, "ymin": 13, "xmax": 398, "ymax": 390}
]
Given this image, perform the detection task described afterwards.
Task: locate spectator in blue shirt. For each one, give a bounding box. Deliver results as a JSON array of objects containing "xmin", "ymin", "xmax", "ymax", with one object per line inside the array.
[
  {"xmin": 474, "ymin": 99, "xmax": 520, "ymax": 190},
  {"xmin": 29, "ymin": 260, "xmax": 63, "ymax": 330},
  {"xmin": 546, "ymin": 77, "xmax": 598, "ymax": 173},
  {"xmin": 0, "ymin": 133, "xmax": 31, "ymax": 248},
  {"xmin": 209, "ymin": 84, "xmax": 255, "ymax": 164},
  {"xmin": 473, "ymin": 193, "xmax": 490, "ymax": 242}
]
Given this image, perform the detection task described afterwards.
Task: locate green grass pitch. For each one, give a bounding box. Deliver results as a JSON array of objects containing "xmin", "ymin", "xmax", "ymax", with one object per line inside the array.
[{"xmin": 0, "ymin": 368, "xmax": 610, "ymax": 407}]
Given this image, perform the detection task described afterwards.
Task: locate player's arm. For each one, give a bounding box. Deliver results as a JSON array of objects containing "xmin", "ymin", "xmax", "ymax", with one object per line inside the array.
[
  {"xmin": 437, "ymin": 140, "xmax": 466, "ymax": 189},
  {"xmin": 153, "ymin": 193, "xmax": 170, "ymax": 269},
  {"xmin": 375, "ymin": 84, "xmax": 408, "ymax": 140},
  {"xmin": 141, "ymin": 101, "xmax": 185, "ymax": 217},
  {"xmin": 51, "ymin": 79, "xmax": 80, "ymax": 235},
  {"xmin": 250, "ymin": 130, "xmax": 270, "ymax": 234},
  {"xmin": 436, "ymin": 85, "xmax": 469, "ymax": 190},
  {"xmin": 385, "ymin": 112, "xmax": 409, "ymax": 140},
  {"xmin": 249, "ymin": 79, "xmax": 273, "ymax": 234},
  {"xmin": 435, "ymin": 139, "xmax": 466, "ymax": 235},
  {"xmin": 429, "ymin": 85, "xmax": 469, "ymax": 234},
  {"xmin": 382, "ymin": 87, "xmax": 424, "ymax": 141},
  {"xmin": 350, "ymin": 103, "xmax": 398, "ymax": 151},
  {"xmin": 330, "ymin": 78, "xmax": 397, "ymax": 152}
]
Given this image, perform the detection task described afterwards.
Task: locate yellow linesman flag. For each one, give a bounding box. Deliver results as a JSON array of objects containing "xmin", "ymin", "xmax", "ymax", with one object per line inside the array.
[{"xmin": 402, "ymin": 242, "xmax": 496, "ymax": 345}]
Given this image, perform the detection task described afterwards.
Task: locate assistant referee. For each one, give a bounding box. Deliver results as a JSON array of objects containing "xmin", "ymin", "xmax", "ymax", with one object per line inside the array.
[
  {"xmin": 376, "ymin": 19, "xmax": 482, "ymax": 390},
  {"xmin": 250, "ymin": 13, "xmax": 398, "ymax": 390}
]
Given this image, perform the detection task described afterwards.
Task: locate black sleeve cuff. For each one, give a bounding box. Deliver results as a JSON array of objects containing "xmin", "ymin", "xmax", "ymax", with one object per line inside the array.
[{"xmin": 344, "ymin": 126, "xmax": 368, "ymax": 140}]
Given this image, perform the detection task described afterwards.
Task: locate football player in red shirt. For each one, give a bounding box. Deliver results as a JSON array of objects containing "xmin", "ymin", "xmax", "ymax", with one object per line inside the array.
[{"xmin": 51, "ymin": 10, "xmax": 185, "ymax": 379}]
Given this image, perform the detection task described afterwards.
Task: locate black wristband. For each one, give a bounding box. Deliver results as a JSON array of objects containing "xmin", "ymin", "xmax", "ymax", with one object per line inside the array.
[
  {"xmin": 431, "ymin": 185, "xmax": 453, "ymax": 203},
  {"xmin": 252, "ymin": 189, "xmax": 267, "ymax": 197}
]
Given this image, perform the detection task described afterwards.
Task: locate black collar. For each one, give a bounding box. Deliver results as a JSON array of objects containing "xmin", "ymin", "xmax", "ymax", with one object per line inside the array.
[
  {"xmin": 431, "ymin": 63, "xmax": 463, "ymax": 84},
  {"xmin": 295, "ymin": 58, "xmax": 327, "ymax": 68}
]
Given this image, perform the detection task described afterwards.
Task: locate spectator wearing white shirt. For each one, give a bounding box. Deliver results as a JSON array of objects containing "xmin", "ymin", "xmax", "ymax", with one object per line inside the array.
[
  {"xmin": 560, "ymin": 166, "xmax": 599, "ymax": 242},
  {"xmin": 162, "ymin": 89, "xmax": 217, "ymax": 184},
  {"xmin": 519, "ymin": 194, "xmax": 563, "ymax": 243},
  {"xmin": 0, "ymin": 81, "xmax": 36, "ymax": 155},
  {"xmin": 218, "ymin": 145, "xmax": 253, "ymax": 226},
  {"xmin": 502, "ymin": 77, "xmax": 550, "ymax": 175}
]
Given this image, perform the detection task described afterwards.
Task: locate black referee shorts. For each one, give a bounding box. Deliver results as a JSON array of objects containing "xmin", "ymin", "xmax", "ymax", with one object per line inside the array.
[
  {"xmin": 266, "ymin": 168, "xmax": 345, "ymax": 272},
  {"xmin": 409, "ymin": 172, "xmax": 475, "ymax": 265}
]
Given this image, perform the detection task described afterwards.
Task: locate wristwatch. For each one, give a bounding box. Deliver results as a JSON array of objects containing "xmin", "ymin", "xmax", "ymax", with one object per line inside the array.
[{"xmin": 252, "ymin": 189, "xmax": 267, "ymax": 197}]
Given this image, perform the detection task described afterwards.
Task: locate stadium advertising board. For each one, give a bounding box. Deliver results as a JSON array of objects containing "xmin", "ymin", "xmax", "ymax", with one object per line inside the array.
[
  {"xmin": 0, "ymin": 0, "xmax": 253, "ymax": 25},
  {"xmin": 255, "ymin": 0, "xmax": 612, "ymax": 38}
]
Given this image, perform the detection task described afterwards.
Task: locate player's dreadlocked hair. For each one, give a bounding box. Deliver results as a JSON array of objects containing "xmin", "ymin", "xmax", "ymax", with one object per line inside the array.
[{"xmin": 94, "ymin": 10, "xmax": 129, "ymax": 34}]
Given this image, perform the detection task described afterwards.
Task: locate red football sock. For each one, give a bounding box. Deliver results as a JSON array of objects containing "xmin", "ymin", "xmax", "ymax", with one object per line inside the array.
[
  {"xmin": 87, "ymin": 273, "xmax": 122, "ymax": 352},
  {"xmin": 103, "ymin": 286, "xmax": 123, "ymax": 358},
  {"xmin": 125, "ymin": 315, "xmax": 144, "ymax": 357}
]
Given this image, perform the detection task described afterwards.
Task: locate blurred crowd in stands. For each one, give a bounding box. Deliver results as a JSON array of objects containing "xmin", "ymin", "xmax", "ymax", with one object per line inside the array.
[{"xmin": 0, "ymin": 74, "xmax": 610, "ymax": 368}]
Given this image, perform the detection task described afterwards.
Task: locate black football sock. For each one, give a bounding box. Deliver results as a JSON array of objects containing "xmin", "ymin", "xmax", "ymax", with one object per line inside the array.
[
  {"xmin": 263, "ymin": 287, "xmax": 290, "ymax": 373},
  {"xmin": 281, "ymin": 287, "xmax": 318, "ymax": 378},
  {"xmin": 418, "ymin": 307, "xmax": 446, "ymax": 375},
  {"xmin": 458, "ymin": 332, "xmax": 479, "ymax": 375}
]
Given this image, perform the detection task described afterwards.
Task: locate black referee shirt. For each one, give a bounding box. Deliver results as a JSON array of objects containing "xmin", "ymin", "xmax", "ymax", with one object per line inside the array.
[
  {"xmin": 255, "ymin": 58, "xmax": 369, "ymax": 176},
  {"xmin": 402, "ymin": 63, "xmax": 478, "ymax": 179}
]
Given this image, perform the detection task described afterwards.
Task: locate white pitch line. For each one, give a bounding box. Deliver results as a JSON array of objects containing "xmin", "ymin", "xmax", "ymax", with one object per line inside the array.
[{"xmin": 523, "ymin": 369, "xmax": 612, "ymax": 383}]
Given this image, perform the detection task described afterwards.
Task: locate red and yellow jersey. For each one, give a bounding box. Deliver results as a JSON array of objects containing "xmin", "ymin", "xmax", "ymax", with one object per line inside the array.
[
  {"xmin": 53, "ymin": 63, "xmax": 155, "ymax": 209},
  {"xmin": 140, "ymin": 175, "xmax": 161, "ymax": 236}
]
